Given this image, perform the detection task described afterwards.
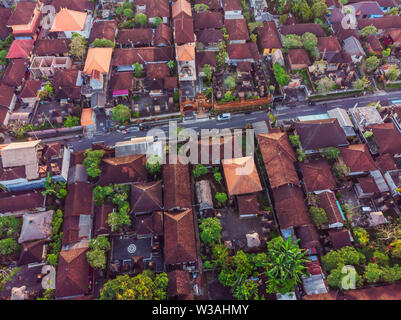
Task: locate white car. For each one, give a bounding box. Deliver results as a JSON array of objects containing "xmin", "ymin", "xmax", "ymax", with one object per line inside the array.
[
  {"xmin": 217, "ymin": 113, "xmax": 231, "ymax": 121},
  {"xmin": 127, "ymin": 126, "xmax": 140, "ymax": 132}
]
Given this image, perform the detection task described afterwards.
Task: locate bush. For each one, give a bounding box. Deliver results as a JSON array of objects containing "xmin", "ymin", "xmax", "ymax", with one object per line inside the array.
[
  {"xmin": 364, "ymin": 263, "xmax": 383, "ymax": 283},
  {"xmin": 309, "ymin": 206, "xmax": 328, "ymax": 228},
  {"xmin": 199, "ymin": 217, "xmax": 222, "ymax": 245},
  {"xmin": 215, "ymin": 192, "xmax": 227, "ymax": 205},
  {"xmin": 289, "ymin": 134, "xmax": 300, "ymax": 147},
  {"xmin": 273, "ymin": 62, "xmax": 290, "ymax": 86},
  {"xmin": 214, "ymin": 172, "xmax": 222, "ymax": 183},
  {"xmin": 0, "ymin": 238, "xmax": 18, "ymax": 256},
  {"xmin": 46, "ymin": 253, "xmax": 59, "ymax": 266},
  {"xmin": 0, "ymin": 215, "xmax": 21, "ymax": 239},
  {"xmin": 353, "ymin": 227, "xmax": 369, "ymax": 246},
  {"xmin": 92, "ymin": 38, "xmax": 115, "ymax": 48},
  {"xmin": 373, "ymin": 250, "xmax": 389, "ymax": 266},
  {"xmin": 322, "ymin": 147, "xmax": 340, "ymax": 160},
  {"xmin": 322, "ymin": 246, "xmax": 365, "ymax": 271},
  {"xmin": 146, "ymin": 155, "xmax": 162, "ymax": 175},
  {"xmin": 193, "ymin": 164, "xmax": 207, "ymax": 178}
]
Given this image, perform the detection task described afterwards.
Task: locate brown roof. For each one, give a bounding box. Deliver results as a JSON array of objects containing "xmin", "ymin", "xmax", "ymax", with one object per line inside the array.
[
  {"xmin": 237, "ymin": 194, "xmax": 260, "ymax": 216},
  {"xmin": 0, "ymin": 83, "xmax": 15, "ymax": 108},
  {"xmin": 64, "ymin": 182, "xmax": 93, "ymax": 217},
  {"xmin": 328, "ymin": 228, "xmax": 352, "ymax": 249},
  {"xmin": 340, "ymin": 144, "xmax": 377, "ymax": 173},
  {"xmin": 2, "ymin": 59, "xmax": 28, "ymax": 88},
  {"xmin": 365, "ymin": 35, "xmax": 383, "ymax": 53},
  {"xmin": 369, "ymin": 122, "xmax": 401, "ymax": 155},
  {"xmin": 257, "ymin": 132, "xmax": 299, "ymax": 189},
  {"xmin": 55, "ymin": 247, "xmax": 89, "ymax": 299},
  {"xmin": 318, "ymin": 191, "xmax": 343, "ymax": 225},
  {"xmin": 335, "ymin": 25, "xmax": 360, "ymax": 42},
  {"xmin": 135, "ymin": 211, "xmax": 163, "ymax": 236},
  {"xmin": 358, "ymin": 16, "xmax": 401, "ymax": 31},
  {"xmin": 174, "ymin": 17, "xmax": 195, "ymax": 44},
  {"xmin": 164, "ymin": 76, "xmax": 178, "ymax": 89},
  {"xmin": 154, "ymin": 23, "xmax": 172, "ymax": 46},
  {"xmin": 358, "ymin": 176, "xmax": 380, "ymax": 194},
  {"xmin": 194, "ymin": 0, "xmax": 221, "ymax": 10},
  {"xmin": 19, "ymin": 80, "xmax": 41, "ymax": 99},
  {"xmin": 18, "ymin": 240, "xmax": 45, "ymax": 266},
  {"xmin": 257, "ymin": 21, "xmax": 282, "ymax": 50},
  {"xmin": 145, "ymin": 0, "xmax": 170, "ymax": 18},
  {"xmin": 33, "ymin": 39, "xmax": 70, "ymax": 56},
  {"xmin": 98, "ymin": 154, "xmax": 147, "ymax": 186},
  {"xmin": 172, "ymin": 0, "xmax": 192, "ymax": 19},
  {"xmin": 131, "ymin": 181, "xmax": 163, "ymax": 213},
  {"xmin": 0, "ymin": 191, "xmax": 44, "ymax": 214},
  {"xmin": 112, "ymin": 47, "xmax": 173, "ymax": 66},
  {"xmin": 288, "ymin": 49, "xmax": 311, "ymax": 68},
  {"xmin": 163, "ymin": 162, "xmax": 192, "ymax": 211},
  {"xmin": 273, "ymin": 185, "xmax": 311, "ymax": 229},
  {"xmin": 227, "ymin": 42, "xmax": 261, "ymax": 61},
  {"xmin": 222, "ymin": 0, "xmax": 242, "ymax": 11},
  {"xmin": 0, "ymin": 165, "xmax": 26, "ymax": 181},
  {"xmin": 164, "ymin": 209, "xmax": 197, "ymax": 265},
  {"xmin": 225, "ymin": 18, "xmax": 250, "ymax": 41},
  {"xmin": 52, "ymin": 69, "xmax": 79, "ymax": 88},
  {"xmin": 222, "ymin": 156, "xmax": 263, "ymax": 196},
  {"xmin": 376, "ymin": 153, "xmax": 397, "ymax": 172},
  {"xmin": 146, "ymin": 63, "xmax": 170, "ymax": 79},
  {"xmin": 300, "ymin": 159, "xmax": 336, "ymax": 192},
  {"xmin": 89, "ymin": 20, "xmax": 117, "ymax": 44},
  {"xmin": 51, "ymin": 0, "xmax": 94, "ymax": 12},
  {"xmin": 194, "ymin": 11, "xmax": 223, "ymax": 30},
  {"xmin": 296, "ymin": 224, "xmax": 321, "ymax": 250},
  {"xmin": 281, "ymin": 23, "xmax": 325, "ymax": 37},
  {"xmin": 295, "ymin": 118, "xmax": 349, "ymax": 150},
  {"xmin": 7, "ymin": 1, "xmax": 37, "ymax": 26},
  {"xmin": 109, "ymin": 71, "xmax": 135, "ymax": 92},
  {"xmin": 196, "ymin": 51, "xmax": 216, "ymax": 70},
  {"xmin": 0, "ymin": 8, "xmax": 11, "ymax": 39},
  {"xmin": 116, "ymin": 28, "xmax": 153, "ymax": 46},
  {"xmin": 318, "ymin": 36, "xmax": 341, "ymax": 53},
  {"xmin": 167, "ymin": 270, "xmax": 193, "ymax": 299},
  {"xmin": 196, "ymin": 29, "xmax": 223, "ymax": 44},
  {"xmin": 94, "ymin": 201, "xmax": 113, "ymax": 236}
]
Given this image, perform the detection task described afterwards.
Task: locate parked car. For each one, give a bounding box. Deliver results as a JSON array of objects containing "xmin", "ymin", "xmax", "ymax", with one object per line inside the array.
[
  {"xmin": 308, "ymin": 101, "xmax": 316, "ymax": 106},
  {"xmin": 139, "ymin": 123, "xmax": 150, "ymax": 131},
  {"xmin": 217, "ymin": 113, "xmax": 231, "ymax": 121},
  {"xmin": 127, "ymin": 126, "xmax": 140, "ymax": 132}
]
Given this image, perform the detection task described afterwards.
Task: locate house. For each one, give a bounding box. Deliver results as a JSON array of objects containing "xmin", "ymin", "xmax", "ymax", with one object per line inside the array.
[
  {"xmin": 328, "ymin": 228, "xmax": 352, "ymax": 249},
  {"xmin": 116, "ymin": 28, "xmax": 153, "ymax": 48},
  {"xmin": 237, "ymin": 194, "xmax": 260, "ymax": 218},
  {"xmin": 135, "ymin": 211, "xmax": 163, "ymax": 236},
  {"xmin": 287, "ymin": 49, "xmax": 311, "ymax": 71},
  {"xmin": 193, "ymin": 11, "xmax": 223, "ymax": 31},
  {"xmin": 365, "ymin": 35, "xmax": 383, "ymax": 55},
  {"xmin": 18, "ymin": 210, "xmax": 54, "ymax": 244},
  {"xmin": 2, "ymin": 58, "xmax": 29, "ymax": 90},
  {"xmin": 172, "ymin": 0, "xmax": 192, "ymax": 20},
  {"xmin": 131, "ymin": 181, "xmax": 163, "ymax": 214},
  {"xmin": 273, "ymin": 184, "xmax": 312, "ymax": 230},
  {"xmin": 6, "ymin": 0, "xmax": 41, "ymax": 39},
  {"xmin": 358, "ymin": 16, "xmax": 401, "ymax": 34},
  {"xmin": 222, "ymin": 156, "xmax": 263, "ymax": 196},
  {"xmin": 257, "ymin": 132, "xmax": 300, "ymax": 189},
  {"xmin": 88, "ymin": 20, "xmax": 117, "ymax": 45},
  {"xmin": 51, "ymin": 0, "xmax": 95, "ymax": 13},
  {"xmin": 97, "ymin": 154, "xmax": 147, "ymax": 186},
  {"xmin": 280, "ymin": 23, "xmax": 325, "ymax": 37},
  {"xmin": 343, "ymin": 36, "xmax": 365, "ymax": 63},
  {"xmin": 52, "ymin": 69, "xmax": 82, "ymax": 103},
  {"xmin": 222, "ymin": 0, "xmax": 243, "ymax": 19},
  {"xmin": 194, "ymin": 0, "xmax": 221, "ymax": 11},
  {"xmin": 33, "ymin": 39, "xmax": 70, "ymax": 57},
  {"xmin": 154, "ymin": 23, "xmax": 172, "ymax": 47},
  {"xmin": 83, "ymin": 47, "xmax": 113, "ymax": 91},
  {"xmin": 142, "ymin": 0, "xmax": 170, "ymax": 24},
  {"xmin": 167, "ymin": 270, "xmax": 193, "ymax": 300},
  {"xmin": 295, "ymin": 224, "xmax": 321, "ymax": 251},
  {"xmin": 368, "ymin": 122, "xmax": 401, "ymax": 156},
  {"xmin": 112, "ymin": 47, "xmax": 173, "ymax": 71},
  {"xmin": 350, "ymin": 105, "xmax": 383, "ymax": 133},
  {"xmin": 385, "ymin": 28, "xmax": 401, "ymax": 47},
  {"xmin": 350, "ymin": 1, "xmax": 384, "ymax": 19},
  {"xmin": 299, "ymin": 159, "xmax": 337, "ymax": 193},
  {"xmin": 163, "ymin": 162, "xmax": 192, "ymax": 211},
  {"xmin": 196, "ymin": 51, "xmax": 216, "ymax": 76},
  {"xmin": 256, "ymin": 21, "xmax": 282, "ymax": 56},
  {"xmin": 355, "ymin": 174, "xmax": 382, "ymax": 198},
  {"xmin": 227, "ymin": 42, "xmax": 261, "ymax": 64},
  {"xmin": 376, "ymin": 153, "xmax": 397, "ymax": 173},
  {"xmin": 318, "ymin": 36, "xmax": 343, "ymax": 69},
  {"xmin": 80, "ymin": 108, "xmax": 96, "ymax": 133},
  {"xmin": 19, "ymin": 79, "xmax": 41, "ymax": 106},
  {"xmin": 196, "ymin": 29, "xmax": 223, "ymax": 51},
  {"xmin": 108, "ymin": 71, "xmax": 135, "ymax": 99},
  {"xmin": 173, "ymin": 16, "xmax": 195, "ymax": 45},
  {"xmin": 317, "ymin": 191, "xmax": 344, "ymax": 229},
  {"xmin": 339, "ymin": 144, "xmax": 377, "ymax": 175},
  {"xmin": 6, "ymin": 39, "xmax": 34, "ymax": 59},
  {"xmin": 176, "ymin": 44, "xmax": 196, "ymax": 82},
  {"xmin": 225, "ymin": 19, "xmax": 250, "ymax": 44},
  {"xmin": 0, "ymin": 7, "xmax": 11, "ymax": 40},
  {"xmin": 55, "ymin": 247, "xmax": 90, "ymax": 299},
  {"xmin": 18, "ymin": 240, "xmax": 46, "ymax": 266},
  {"xmin": 0, "ymin": 84, "xmax": 17, "ymax": 126},
  {"xmin": 94, "ymin": 202, "xmax": 113, "ymax": 236},
  {"xmin": 391, "ymin": 106, "xmax": 401, "ymax": 133},
  {"xmin": 30, "ymin": 55, "xmax": 72, "ymax": 79},
  {"xmin": 295, "ymin": 118, "xmax": 349, "ymax": 153},
  {"xmin": 0, "ymin": 191, "xmax": 45, "ymax": 215},
  {"xmin": 164, "ymin": 209, "xmax": 197, "ymax": 268},
  {"xmin": 327, "ymin": 108, "xmax": 356, "ymax": 137},
  {"xmin": 50, "ymin": 8, "xmax": 93, "ymax": 39}
]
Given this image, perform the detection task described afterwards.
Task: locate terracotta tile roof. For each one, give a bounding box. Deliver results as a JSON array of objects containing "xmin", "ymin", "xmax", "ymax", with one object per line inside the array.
[
  {"xmin": 272, "ymin": 185, "xmax": 311, "ymax": 229},
  {"xmin": 226, "ymin": 19, "xmax": 250, "ymax": 41},
  {"xmin": 154, "ymin": 23, "xmax": 172, "ymax": 46},
  {"xmin": 167, "ymin": 270, "xmax": 192, "ymax": 299},
  {"xmin": 89, "ymin": 20, "xmax": 117, "ymax": 44},
  {"xmin": 295, "ymin": 118, "xmax": 349, "ymax": 150},
  {"xmin": 83, "ymin": 47, "xmax": 113, "ymax": 75},
  {"xmin": 222, "ymin": 156, "xmax": 263, "ymax": 196},
  {"xmin": 281, "ymin": 23, "xmax": 325, "ymax": 37},
  {"xmin": 6, "ymin": 40, "xmax": 34, "ymax": 59},
  {"xmin": 340, "ymin": 144, "xmax": 377, "ymax": 173},
  {"xmin": 18, "ymin": 240, "xmax": 45, "ymax": 266},
  {"xmin": 55, "ymin": 247, "xmax": 89, "ymax": 299},
  {"xmin": 94, "ymin": 201, "xmax": 113, "ymax": 236},
  {"xmin": 51, "ymin": 0, "xmax": 94, "ymax": 12},
  {"xmin": 174, "ymin": 16, "xmax": 195, "ymax": 44},
  {"xmin": 358, "ymin": 176, "xmax": 380, "ymax": 194},
  {"xmin": 0, "ymin": 8, "xmax": 11, "ymax": 39},
  {"xmin": 0, "ymin": 191, "xmax": 44, "ymax": 214},
  {"xmin": 146, "ymin": 0, "xmax": 170, "ymax": 18},
  {"xmin": 53, "ymin": 69, "xmax": 80, "ymax": 88},
  {"xmin": 295, "ymin": 224, "xmax": 321, "ymax": 250},
  {"xmin": 108, "ymin": 72, "xmax": 135, "ymax": 92},
  {"xmin": 112, "ymin": 47, "xmax": 173, "ymax": 66},
  {"xmin": 50, "ymin": 8, "xmax": 87, "ymax": 32},
  {"xmin": 376, "ymin": 153, "xmax": 397, "ymax": 172},
  {"xmin": 0, "ymin": 165, "xmax": 26, "ymax": 181},
  {"xmin": 194, "ymin": 11, "xmax": 223, "ymax": 30},
  {"xmin": 64, "ymin": 182, "xmax": 93, "ymax": 217},
  {"xmin": 288, "ymin": 48, "xmax": 311, "ymax": 67},
  {"xmin": 358, "ymin": 16, "xmax": 401, "ymax": 30},
  {"xmin": 146, "ymin": 63, "xmax": 170, "ymax": 79},
  {"xmin": 117, "ymin": 28, "xmax": 153, "ymax": 46},
  {"xmin": 0, "ymin": 83, "xmax": 15, "ymax": 108},
  {"xmin": 33, "ymin": 39, "xmax": 70, "ymax": 56},
  {"xmin": 318, "ymin": 36, "xmax": 341, "ymax": 53},
  {"xmin": 257, "ymin": 132, "xmax": 300, "ymax": 189},
  {"xmin": 222, "ymin": 0, "xmax": 242, "ymax": 11},
  {"xmin": 176, "ymin": 44, "xmax": 195, "ymax": 61},
  {"xmin": 299, "ymin": 159, "xmax": 336, "ymax": 192},
  {"xmin": 164, "ymin": 209, "xmax": 197, "ymax": 265},
  {"xmin": 194, "ymin": 0, "xmax": 221, "ymax": 10},
  {"xmin": 7, "ymin": 1, "xmax": 37, "ymax": 26},
  {"xmin": 163, "ymin": 76, "xmax": 178, "ymax": 89},
  {"xmin": 257, "ymin": 21, "xmax": 282, "ymax": 49},
  {"xmin": 135, "ymin": 211, "xmax": 163, "ymax": 236},
  {"xmin": 196, "ymin": 29, "xmax": 223, "ymax": 44},
  {"xmin": 227, "ymin": 42, "xmax": 261, "ymax": 61},
  {"xmin": 317, "ymin": 191, "xmax": 343, "ymax": 225},
  {"xmin": 131, "ymin": 181, "xmax": 163, "ymax": 213},
  {"xmin": 2, "ymin": 59, "xmax": 28, "ymax": 88},
  {"xmin": 172, "ymin": 0, "xmax": 192, "ymax": 19},
  {"xmin": 365, "ymin": 35, "xmax": 383, "ymax": 53},
  {"xmin": 352, "ymin": 1, "xmax": 383, "ymax": 17},
  {"xmin": 19, "ymin": 79, "xmax": 40, "ymax": 99},
  {"xmin": 328, "ymin": 228, "xmax": 352, "ymax": 249},
  {"xmin": 196, "ymin": 51, "xmax": 216, "ymax": 70},
  {"xmin": 162, "ymin": 162, "xmax": 192, "ymax": 211},
  {"xmin": 237, "ymin": 194, "xmax": 260, "ymax": 216},
  {"xmin": 368, "ymin": 122, "xmax": 401, "ymax": 155},
  {"xmin": 98, "ymin": 154, "xmax": 147, "ymax": 186}
]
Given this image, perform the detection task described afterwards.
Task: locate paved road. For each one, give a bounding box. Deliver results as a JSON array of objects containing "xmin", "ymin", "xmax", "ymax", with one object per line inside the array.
[{"xmin": 68, "ymin": 91, "xmax": 401, "ymax": 151}]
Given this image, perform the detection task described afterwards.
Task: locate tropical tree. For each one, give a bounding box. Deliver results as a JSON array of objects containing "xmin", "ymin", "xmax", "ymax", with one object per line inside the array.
[
  {"xmin": 63, "ymin": 115, "xmax": 80, "ymax": 128},
  {"xmin": 282, "ymin": 34, "xmax": 303, "ymax": 49},
  {"xmin": 353, "ymin": 227, "xmax": 369, "ymax": 246},
  {"xmin": 332, "ymin": 163, "xmax": 350, "ymax": 179},
  {"xmin": 41, "ymin": 173, "xmax": 67, "ymax": 199},
  {"xmin": 322, "ymin": 147, "xmax": 340, "ymax": 160},
  {"xmin": 312, "ymin": 0, "xmax": 328, "ymax": 19},
  {"xmin": 309, "ymin": 206, "xmax": 328, "ymax": 228},
  {"xmin": 298, "ymin": 0, "xmax": 313, "ymax": 22},
  {"xmin": 92, "ymin": 38, "xmax": 115, "ymax": 48},
  {"xmin": 69, "ymin": 33, "xmax": 88, "ymax": 60},
  {"xmin": 365, "ymin": 55, "xmax": 380, "ymax": 73},
  {"xmin": 386, "ymin": 64, "xmax": 400, "ymax": 81},
  {"xmin": 123, "ymin": 8, "xmax": 134, "ymax": 19},
  {"xmin": 215, "ymin": 192, "xmax": 228, "ymax": 206},
  {"xmin": 112, "ymin": 104, "xmax": 131, "ymax": 124},
  {"xmin": 107, "ymin": 209, "xmax": 131, "ymax": 233},
  {"xmin": 199, "ymin": 217, "xmax": 222, "ymax": 245},
  {"xmin": 321, "ymin": 246, "xmax": 365, "ymax": 271},
  {"xmin": 146, "ymin": 155, "xmax": 162, "ymax": 175},
  {"xmin": 301, "ymin": 32, "xmax": 318, "ymax": 52},
  {"xmin": 360, "ymin": 25, "xmax": 378, "ymax": 38},
  {"xmin": 135, "ymin": 13, "xmax": 147, "ymax": 26},
  {"xmin": 273, "ymin": 62, "xmax": 290, "ymax": 86}
]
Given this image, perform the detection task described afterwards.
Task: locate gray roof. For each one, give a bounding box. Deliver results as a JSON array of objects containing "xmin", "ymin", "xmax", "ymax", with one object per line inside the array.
[
  {"xmin": 327, "ymin": 107, "xmax": 356, "ymax": 137},
  {"xmin": 302, "ymin": 274, "xmax": 328, "ymax": 295},
  {"xmin": 343, "ymin": 36, "xmax": 365, "ymax": 57},
  {"xmin": 67, "ymin": 164, "xmax": 88, "ymax": 185},
  {"xmin": 18, "ymin": 210, "xmax": 54, "ymax": 244}
]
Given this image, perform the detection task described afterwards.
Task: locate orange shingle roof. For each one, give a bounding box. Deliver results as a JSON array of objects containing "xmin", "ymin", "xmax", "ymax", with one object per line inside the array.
[
  {"xmin": 6, "ymin": 40, "xmax": 34, "ymax": 59},
  {"xmin": 172, "ymin": 0, "xmax": 192, "ymax": 19},
  {"xmin": 50, "ymin": 8, "xmax": 87, "ymax": 32},
  {"xmin": 83, "ymin": 47, "xmax": 113, "ymax": 75},
  {"xmin": 176, "ymin": 44, "xmax": 195, "ymax": 61},
  {"xmin": 80, "ymin": 108, "xmax": 94, "ymax": 127}
]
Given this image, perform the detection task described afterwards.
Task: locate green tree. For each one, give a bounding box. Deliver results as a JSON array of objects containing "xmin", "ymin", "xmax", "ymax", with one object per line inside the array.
[
  {"xmin": 83, "ymin": 148, "xmax": 105, "ymax": 179},
  {"xmin": 135, "ymin": 13, "xmax": 147, "ymax": 26},
  {"xmin": 37, "ymin": 289, "xmax": 55, "ymax": 300},
  {"xmin": 199, "ymin": 217, "xmax": 222, "ymax": 245},
  {"xmin": 133, "ymin": 62, "xmax": 144, "ymax": 78},
  {"xmin": 298, "ymin": 0, "xmax": 313, "ymax": 22},
  {"xmin": 69, "ymin": 33, "xmax": 88, "ymax": 60},
  {"xmin": 353, "ymin": 227, "xmax": 369, "ymax": 246},
  {"xmin": 312, "ymin": 0, "xmax": 328, "ymax": 19},
  {"xmin": 387, "ymin": 7, "xmax": 399, "ymax": 15},
  {"xmin": 297, "ymin": 148, "xmax": 306, "ymax": 162},
  {"xmin": 315, "ymin": 76, "xmax": 336, "ymax": 93},
  {"xmin": 327, "ymin": 264, "xmax": 363, "ymax": 289},
  {"xmin": 289, "ymin": 134, "xmax": 300, "ymax": 147},
  {"xmin": 309, "ymin": 206, "xmax": 328, "ymax": 228},
  {"xmin": 382, "ymin": 48, "xmax": 391, "ymax": 57},
  {"xmin": 214, "ymin": 172, "xmax": 222, "ymax": 183},
  {"xmin": 321, "ymin": 246, "xmax": 365, "ymax": 271},
  {"xmin": 116, "ymin": 6, "xmax": 123, "ymax": 15},
  {"xmin": 332, "ymin": 163, "xmax": 350, "ymax": 179},
  {"xmin": 146, "ymin": 155, "xmax": 162, "ymax": 175},
  {"xmin": 382, "ymin": 265, "xmax": 401, "ymax": 282},
  {"xmin": 373, "ymin": 250, "xmax": 389, "ymax": 266},
  {"xmin": 365, "ymin": 55, "xmax": 380, "ymax": 73},
  {"xmin": 41, "ymin": 173, "xmax": 67, "ymax": 199},
  {"xmin": 232, "ymin": 280, "xmax": 259, "ymax": 300},
  {"xmin": 107, "ymin": 210, "xmax": 131, "ymax": 232},
  {"xmin": 322, "ymin": 147, "xmax": 340, "ymax": 160},
  {"xmin": 112, "ymin": 104, "xmax": 131, "ymax": 124},
  {"xmin": 90, "ymin": 235, "xmax": 111, "ymax": 251},
  {"xmin": 194, "ymin": 3, "xmax": 210, "ymax": 13},
  {"xmin": 352, "ymin": 76, "xmax": 371, "ymax": 90},
  {"xmin": 152, "ymin": 16, "xmax": 163, "ymax": 27},
  {"xmin": 273, "ymin": 62, "xmax": 290, "ymax": 86},
  {"xmin": 46, "ymin": 253, "xmax": 59, "ymax": 266},
  {"xmin": 167, "ymin": 60, "xmax": 175, "ymax": 70},
  {"xmin": 202, "ymin": 64, "xmax": 213, "ymax": 84},
  {"xmin": 360, "ymin": 25, "xmax": 378, "ymax": 38},
  {"xmin": 51, "ymin": 209, "xmax": 63, "ymax": 236},
  {"xmin": 364, "ymin": 263, "xmax": 384, "ymax": 283},
  {"xmin": 224, "ymin": 76, "xmax": 236, "ymax": 89},
  {"xmin": 123, "ymin": 8, "xmax": 134, "ymax": 19},
  {"xmin": 193, "ymin": 164, "xmax": 208, "ymax": 178},
  {"xmin": 0, "ymin": 238, "xmax": 19, "ymax": 256},
  {"xmin": 386, "ymin": 64, "xmax": 400, "ymax": 81},
  {"xmin": 100, "ymin": 271, "xmax": 168, "ymax": 300},
  {"xmin": 0, "ymin": 216, "xmax": 21, "ymax": 239},
  {"xmin": 87, "ymin": 248, "xmax": 107, "ymax": 270},
  {"xmin": 282, "ymin": 34, "xmax": 303, "ymax": 49},
  {"xmin": 123, "ymin": 1, "xmax": 133, "ymax": 9},
  {"xmin": 215, "ymin": 192, "xmax": 228, "ymax": 205},
  {"xmin": 63, "ymin": 115, "xmax": 80, "ymax": 128},
  {"xmin": 92, "ymin": 38, "xmax": 115, "ymax": 48},
  {"xmin": 301, "ymin": 32, "xmax": 318, "ymax": 52}
]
